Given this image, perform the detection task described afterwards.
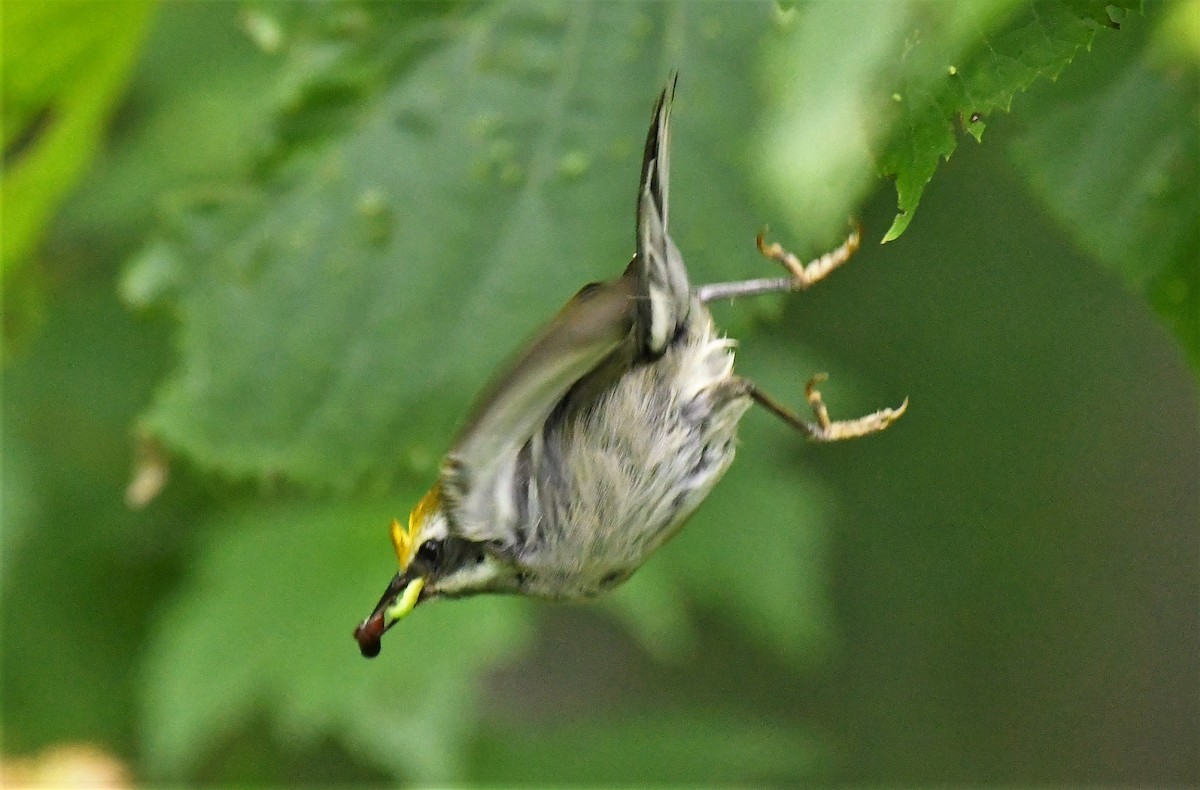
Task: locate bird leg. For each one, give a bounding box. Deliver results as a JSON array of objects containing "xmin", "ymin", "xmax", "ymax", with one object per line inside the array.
[
  {"xmin": 697, "ymin": 222, "xmax": 861, "ymax": 303},
  {"xmin": 742, "ymin": 373, "xmax": 907, "ymax": 442},
  {"xmin": 700, "ymin": 222, "xmax": 903, "ymax": 440}
]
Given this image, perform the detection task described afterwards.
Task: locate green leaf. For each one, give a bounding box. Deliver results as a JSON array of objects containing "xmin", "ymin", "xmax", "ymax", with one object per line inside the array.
[
  {"xmin": 760, "ymin": 0, "xmax": 1010, "ymax": 243},
  {"xmin": 130, "ymin": 1, "xmax": 776, "ymax": 489},
  {"xmin": 883, "ymin": 0, "xmax": 1142, "ymax": 242},
  {"xmin": 140, "ymin": 498, "xmax": 530, "ymax": 783},
  {"xmin": 1, "ymin": 0, "xmax": 154, "ymax": 280},
  {"xmin": 1010, "ymin": 10, "xmax": 1200, "ymax": 375},
  {"xmin": 759, "ymin": 0, "xmax": 1132, "ymax": 245},
  {"xmin": 60, "ymin": 1, "xmax": 284, "ymax": 250},
  {"xmin": 882, "ymin": 0, "xmax": 1140, "ymax": 241}
]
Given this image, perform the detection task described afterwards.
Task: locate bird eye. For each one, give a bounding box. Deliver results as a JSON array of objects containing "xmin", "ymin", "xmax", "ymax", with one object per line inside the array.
[{"xmin": 416, "ymin": 540, "xmax": 442, "ymax": 565}]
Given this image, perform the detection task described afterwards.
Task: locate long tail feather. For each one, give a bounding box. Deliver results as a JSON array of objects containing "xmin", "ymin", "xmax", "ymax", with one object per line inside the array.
[{"xmin": 634, "ymin": 73, "xmax": 691, "ymax": 358}]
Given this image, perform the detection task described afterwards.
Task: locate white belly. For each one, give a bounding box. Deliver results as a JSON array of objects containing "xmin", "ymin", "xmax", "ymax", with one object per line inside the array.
[{"xmin": 519, "ymin": 307, "xmax": 751, "ymax": 599}]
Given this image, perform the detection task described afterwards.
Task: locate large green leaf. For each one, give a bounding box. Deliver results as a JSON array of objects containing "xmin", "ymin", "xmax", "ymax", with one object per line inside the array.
[
  {"xmin": 1, "ymin": 0, "xmax": 154, "ymax": 311},
  {"xmin": 60, "ymin": 2, "xmax": 284, "ymax": 251},
  {"xmin": 883, "ymin": 0, "xmax": 1132, "ymax": 241},
  {"xmin": 1010, "ymin": 6, "xmax": 1200, "ymax": 375},
  {"xmin": 757, "ymin": 0, "xmax": 1009, "ymax": 242},
  {"xmin": 130, "ymin": 0, "xmax": 1140, "ymax": 488},
  {"xmin": 128, "ymin": 1, "xmax": 776, "ymax": 490},
  {"xmin": 757, "ymin": 0, "xmax": 1135, "ymax": 244},
  {"xmin": 140, "ymin": 499, "xmax": 530, "ymax": 782},
  {"xmin": 878, "ymin": 0, "xmax": 1136, "ymax": 241}
]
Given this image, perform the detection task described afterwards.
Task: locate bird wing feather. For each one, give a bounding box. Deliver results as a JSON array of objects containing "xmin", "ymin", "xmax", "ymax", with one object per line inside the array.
[
  {"xmin": 440, "ymin": 74, "xmax": 690, "ymax": 546},
  {"xmin": 442, "ymin": 277, "xmax": 636, "ymax": 543}
]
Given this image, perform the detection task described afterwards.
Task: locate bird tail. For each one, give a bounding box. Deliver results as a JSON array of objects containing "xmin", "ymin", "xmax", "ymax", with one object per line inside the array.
[{"xmin": 633, "ymin": 73, "xmax": 691, "ymax": 358}]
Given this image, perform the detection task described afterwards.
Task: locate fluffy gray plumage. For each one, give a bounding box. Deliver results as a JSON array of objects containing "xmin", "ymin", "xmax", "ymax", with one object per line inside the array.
[{"xmin": 353, "ymin": 75, "xmax": 903, "ymax": 658}]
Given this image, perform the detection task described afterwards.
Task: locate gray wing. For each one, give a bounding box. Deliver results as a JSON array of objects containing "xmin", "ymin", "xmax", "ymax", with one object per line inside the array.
[
  {"xmin": 633, "ymin": 73, "xmax": 692, "ymax": 358},
  {"xmin": 441, "ymin": 277, "xmax": 636, "ymax": 544},
  {"xmin": 440, "ymin": 74, "xmax": 688, "ymax": 545}
]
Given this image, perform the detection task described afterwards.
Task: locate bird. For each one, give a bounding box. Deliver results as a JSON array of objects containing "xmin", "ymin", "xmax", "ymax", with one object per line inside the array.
[{"xmin": 353, "ymin": 74, "xmax": 906, "ymax": 658}]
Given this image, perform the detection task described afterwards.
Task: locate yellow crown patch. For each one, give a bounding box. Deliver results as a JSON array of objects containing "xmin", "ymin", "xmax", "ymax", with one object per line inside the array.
[{"xmin": 390, "ymin": 484, "xmax": 441, "ymax": 570}]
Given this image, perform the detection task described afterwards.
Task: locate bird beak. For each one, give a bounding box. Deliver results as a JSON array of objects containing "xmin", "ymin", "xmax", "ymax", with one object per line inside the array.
[{"xmin": 353, "ymin": 570, "xmax": 426, "ymax": 658}]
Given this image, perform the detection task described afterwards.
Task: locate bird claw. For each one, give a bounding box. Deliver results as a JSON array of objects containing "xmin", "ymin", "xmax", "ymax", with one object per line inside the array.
[
  {"xmin": 755, "ymin": 221, "xmax": 861, "ymax": 291},
  {"xmin": 744, "ymin": 372, "xmax": 907, "ymax": 442},
  {"xmin": 803, "ymin": 372, "xmax": 907, "ymax": 441}
]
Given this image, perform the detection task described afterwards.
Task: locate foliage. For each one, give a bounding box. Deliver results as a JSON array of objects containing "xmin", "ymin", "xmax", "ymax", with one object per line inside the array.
[
  {"xmin": 1, "ymin": 0, "xmax": 154, "ymax": 346},
  {"xmin": 1011, "ymin": 1, "xmax": 1200, "ymax": 372},
  {"xmin": 140, "ymin": 501, "xmax": 529, "ymax": 781},
  {"xmin": 1, "ymin": 0, "xmax": 153, "ymax": 274},
  {"xmin": 2, "ymin": 0, "xmax": 1197, "ymax": 785}
]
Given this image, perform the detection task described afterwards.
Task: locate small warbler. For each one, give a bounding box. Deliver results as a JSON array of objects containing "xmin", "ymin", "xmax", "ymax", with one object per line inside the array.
[{"xmin": 354, "ymin": 75, "xmax": 906, "ymax": 658}]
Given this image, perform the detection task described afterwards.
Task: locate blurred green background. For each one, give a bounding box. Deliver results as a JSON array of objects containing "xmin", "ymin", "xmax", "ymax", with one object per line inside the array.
[{"xmin": 3, "ymin": 1, "xmax": 1197, "ymax": 786}]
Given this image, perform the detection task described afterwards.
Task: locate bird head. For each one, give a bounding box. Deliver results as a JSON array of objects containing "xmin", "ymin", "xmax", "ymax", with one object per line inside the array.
[{"xmin": 353, "ymin": 485, "xmax": 515, "ymax": 657}]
